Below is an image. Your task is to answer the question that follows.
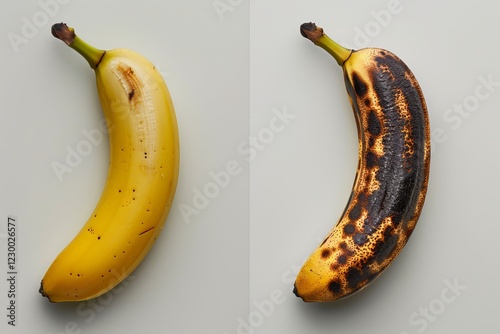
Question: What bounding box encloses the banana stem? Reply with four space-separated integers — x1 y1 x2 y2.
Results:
51 23 106 69
300 22 352 66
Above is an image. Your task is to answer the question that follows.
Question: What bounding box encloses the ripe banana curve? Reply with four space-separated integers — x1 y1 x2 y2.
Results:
40 23 180 302
294 23 430 302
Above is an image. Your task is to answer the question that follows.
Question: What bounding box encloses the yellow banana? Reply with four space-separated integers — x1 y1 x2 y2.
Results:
40 23 179 302
294 23 430 302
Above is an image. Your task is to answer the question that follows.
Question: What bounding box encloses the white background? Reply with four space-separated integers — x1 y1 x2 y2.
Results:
1 0 500 333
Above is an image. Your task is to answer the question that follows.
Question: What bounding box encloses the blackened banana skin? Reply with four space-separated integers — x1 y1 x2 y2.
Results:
340 50 430 291
295 23 430 302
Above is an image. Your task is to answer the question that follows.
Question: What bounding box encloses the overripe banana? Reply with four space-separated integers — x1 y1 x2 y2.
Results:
294 23 430 302
40 23 179 302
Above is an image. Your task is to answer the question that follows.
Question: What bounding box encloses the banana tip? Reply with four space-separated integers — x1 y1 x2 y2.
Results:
51 22 75 46
293 284 304 300
300 22 323 43
39 280 52 302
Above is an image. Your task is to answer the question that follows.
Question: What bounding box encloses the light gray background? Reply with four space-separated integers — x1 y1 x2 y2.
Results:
1 0 500 333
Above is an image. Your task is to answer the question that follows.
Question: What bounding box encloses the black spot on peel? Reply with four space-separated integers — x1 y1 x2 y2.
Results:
391 212 403 227
348 202 362 221
346 266 379 291
337 254 347 265
357 193 368 205
394 175 417 215
346 267 363 289
369 137 375 148
344 224 355 235
368 111 382 136
328 280 342 294
366 151 378 169
352 72 368 97
128 89 135 101
374 231 399 264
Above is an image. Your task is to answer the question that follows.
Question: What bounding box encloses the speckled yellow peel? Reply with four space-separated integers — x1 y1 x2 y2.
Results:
40 23 179 302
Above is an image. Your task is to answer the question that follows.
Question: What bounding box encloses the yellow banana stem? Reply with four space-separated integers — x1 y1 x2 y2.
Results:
300 22 352 66
51 23 106 69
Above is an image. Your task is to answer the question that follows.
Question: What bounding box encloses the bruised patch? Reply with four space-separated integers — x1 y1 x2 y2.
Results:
367 110 382 136
115 64 143 106
352 72 368 97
